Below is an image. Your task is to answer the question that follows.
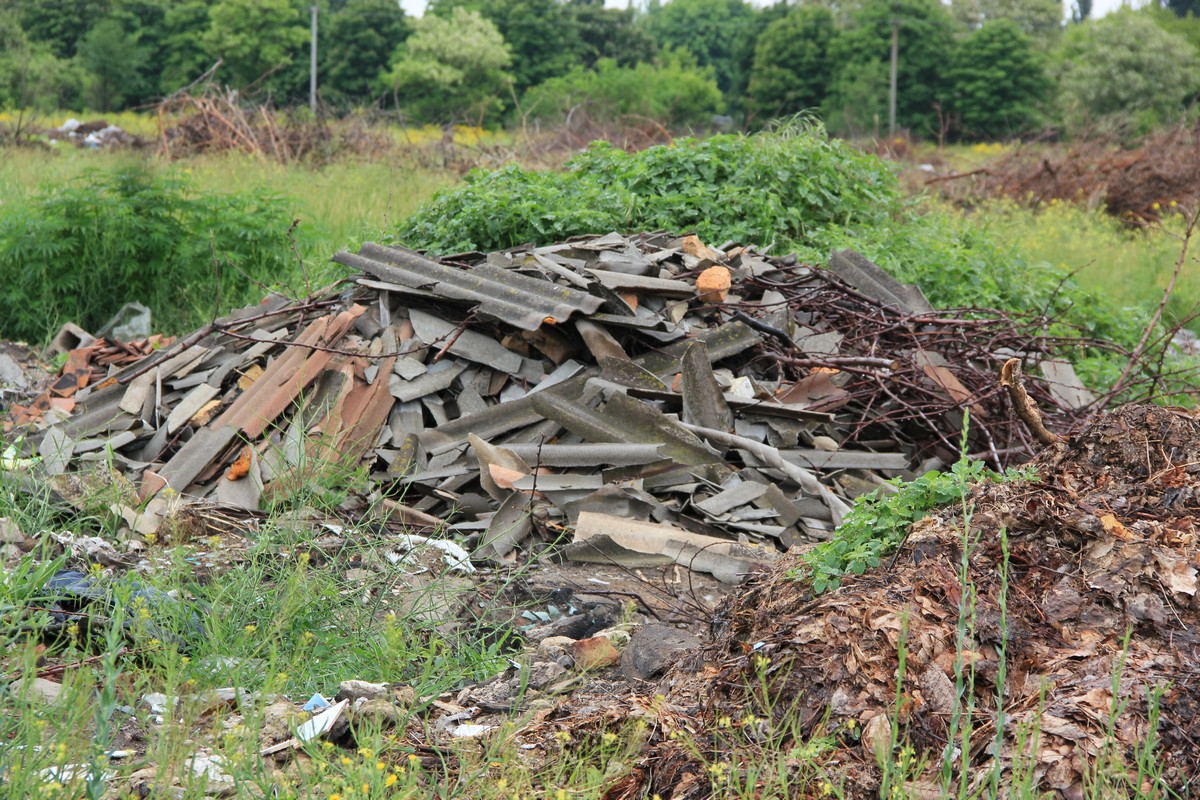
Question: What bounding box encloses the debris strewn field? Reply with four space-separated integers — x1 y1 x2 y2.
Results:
1 229 1197 798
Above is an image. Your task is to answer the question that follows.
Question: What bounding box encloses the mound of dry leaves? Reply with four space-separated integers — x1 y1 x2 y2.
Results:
601 403 1199 798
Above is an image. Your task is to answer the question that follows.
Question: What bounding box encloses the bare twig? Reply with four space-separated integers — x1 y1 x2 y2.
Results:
1104 198 1200 403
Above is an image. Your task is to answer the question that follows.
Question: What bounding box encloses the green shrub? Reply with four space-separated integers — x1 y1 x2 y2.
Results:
521 51 723 129
397 127 899 253
0 166 295 342
792 455 1033 594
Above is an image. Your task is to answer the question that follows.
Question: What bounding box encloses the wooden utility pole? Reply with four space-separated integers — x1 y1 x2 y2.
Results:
310 6 318 113
888 4 898 138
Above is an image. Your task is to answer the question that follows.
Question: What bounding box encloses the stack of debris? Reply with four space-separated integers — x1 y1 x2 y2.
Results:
17 233 1098 582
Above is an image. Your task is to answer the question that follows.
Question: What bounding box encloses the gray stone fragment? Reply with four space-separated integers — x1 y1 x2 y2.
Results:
620 624 700 681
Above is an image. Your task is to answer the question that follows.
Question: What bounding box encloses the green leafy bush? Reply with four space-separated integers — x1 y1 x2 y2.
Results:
793 457 1033 594
397 127 899 253
0 167 295 342
521 51 723 129
396 127 1105 323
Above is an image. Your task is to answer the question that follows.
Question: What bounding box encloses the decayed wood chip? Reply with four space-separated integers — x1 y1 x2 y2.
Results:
1000 358 1064 447
860 713 892 764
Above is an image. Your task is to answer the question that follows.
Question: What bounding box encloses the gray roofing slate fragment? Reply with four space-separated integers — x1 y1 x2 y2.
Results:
529 253 591 288
408 308 541 379
599 358 667 391
393 356 428 381
165 384 220 434
476 492 533 562
681 423 851 524
566 511 777 584
562 485 661 524
780 449 910 471
792 328 843 358
57 384 135 441
499 442 665 467
681 342 734 433
39 427 75 477
532 391 729 482
695 480 770 516
586 269 695 298
159 426 238 492
388 360 466 403
827 249 934 314
336 243 604 330
525 360 586 395
637 321 762 378
1040 358 1096 410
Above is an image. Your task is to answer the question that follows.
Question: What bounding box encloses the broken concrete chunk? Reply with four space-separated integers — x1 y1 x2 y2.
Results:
567 511 778 584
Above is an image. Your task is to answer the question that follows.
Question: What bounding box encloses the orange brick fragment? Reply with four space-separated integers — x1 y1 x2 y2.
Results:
696 266 732 304
225 445 253 481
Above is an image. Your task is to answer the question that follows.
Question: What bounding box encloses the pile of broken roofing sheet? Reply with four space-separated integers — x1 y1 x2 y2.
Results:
16 233 1097 583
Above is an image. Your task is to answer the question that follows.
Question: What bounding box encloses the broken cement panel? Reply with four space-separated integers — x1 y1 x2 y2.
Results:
336 243 603 330
567 511 778 584
681 342 733 433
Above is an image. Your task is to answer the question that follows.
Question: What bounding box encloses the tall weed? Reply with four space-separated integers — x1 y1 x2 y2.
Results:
396 128 898 254
0 166 296 342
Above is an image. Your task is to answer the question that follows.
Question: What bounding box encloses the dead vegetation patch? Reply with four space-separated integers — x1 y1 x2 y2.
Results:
599 404 1200 798
934 125 1200 224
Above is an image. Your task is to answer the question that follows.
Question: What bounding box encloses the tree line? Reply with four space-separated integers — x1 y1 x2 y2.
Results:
1 0 1199 141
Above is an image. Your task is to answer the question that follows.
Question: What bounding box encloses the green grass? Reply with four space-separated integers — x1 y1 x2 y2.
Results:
971 199 1200 333
0 148 458 278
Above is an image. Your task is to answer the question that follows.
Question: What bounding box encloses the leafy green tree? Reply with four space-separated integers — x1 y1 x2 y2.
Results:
1057 9 1200 133
950 0 1061 41
428 0 581 93
321 0 409 104
727 0 790 111
1145 4 1200 52
201 0 308 90
522 50 722 128
824 0 959 137
566 0 657 70
0 9 79 111
747 6 836 124
946 20 1047 139
640 0 754 96
1163 0 1200 18
159 0 214 94
13 0 111 59
109 0 169 105
76 13 150 110
385 7 512 125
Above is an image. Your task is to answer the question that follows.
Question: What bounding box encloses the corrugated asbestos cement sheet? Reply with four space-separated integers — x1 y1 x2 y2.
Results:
334 243 604 331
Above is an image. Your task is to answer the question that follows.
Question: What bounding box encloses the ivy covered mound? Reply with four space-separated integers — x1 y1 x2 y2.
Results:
606 405 1200 799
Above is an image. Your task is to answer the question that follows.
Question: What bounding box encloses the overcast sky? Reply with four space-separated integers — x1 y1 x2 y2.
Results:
395 0 1139 23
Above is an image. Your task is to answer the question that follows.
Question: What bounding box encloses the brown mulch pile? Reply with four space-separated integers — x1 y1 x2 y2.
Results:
935 125 1200 223
598 403 1199 798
